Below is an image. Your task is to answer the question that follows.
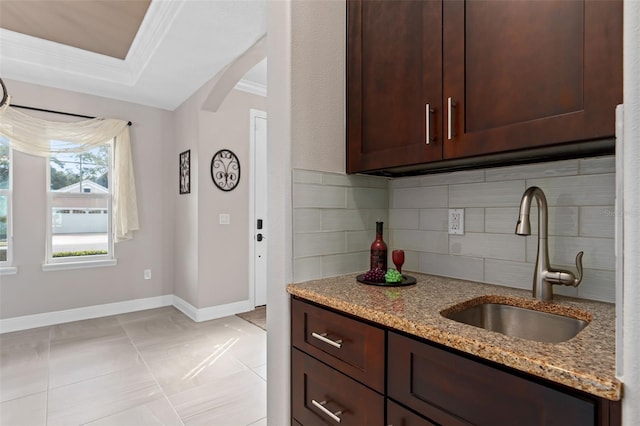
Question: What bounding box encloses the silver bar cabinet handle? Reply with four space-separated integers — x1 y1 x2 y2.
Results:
311 332 343 348
311 399 343 423
447 97 456 140
425 104 435 144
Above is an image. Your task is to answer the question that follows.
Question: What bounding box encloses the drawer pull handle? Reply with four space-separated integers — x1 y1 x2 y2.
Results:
425 103 435 144
311 332 343 348
447 96 457 140
311 399 343 423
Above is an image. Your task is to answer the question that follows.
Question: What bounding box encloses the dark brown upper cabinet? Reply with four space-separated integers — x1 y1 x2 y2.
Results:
347 0 444 173
346 0 622 175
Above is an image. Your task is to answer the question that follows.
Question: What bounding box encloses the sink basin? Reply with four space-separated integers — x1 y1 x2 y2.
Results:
441 302 589 343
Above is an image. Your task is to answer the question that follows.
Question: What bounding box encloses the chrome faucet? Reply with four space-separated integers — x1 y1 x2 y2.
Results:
515 186 583 301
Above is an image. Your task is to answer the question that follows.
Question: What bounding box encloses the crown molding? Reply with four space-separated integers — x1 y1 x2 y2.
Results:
235 79 267 97
0 28 134 82
0 1 184 85
126 0 186 82
234 79 267 97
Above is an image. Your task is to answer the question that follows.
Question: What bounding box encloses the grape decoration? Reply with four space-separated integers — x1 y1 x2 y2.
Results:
358 268 415 286
362 268 386 283
385 269 403 283
211 149 240 192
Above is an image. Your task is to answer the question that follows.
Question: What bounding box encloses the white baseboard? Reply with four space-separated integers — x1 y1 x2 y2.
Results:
0 295 255 333
0 295 174 334
172 296 254 322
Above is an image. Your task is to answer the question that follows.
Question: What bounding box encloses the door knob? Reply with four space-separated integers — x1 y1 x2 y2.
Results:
257 234 264 242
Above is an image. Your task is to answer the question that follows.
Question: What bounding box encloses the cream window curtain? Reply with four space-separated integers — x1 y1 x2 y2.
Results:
0 106 139 242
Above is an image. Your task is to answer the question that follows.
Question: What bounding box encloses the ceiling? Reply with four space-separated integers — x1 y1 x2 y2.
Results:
0 0 267 111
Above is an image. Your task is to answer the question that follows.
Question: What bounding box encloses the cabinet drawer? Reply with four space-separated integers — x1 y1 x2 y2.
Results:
387 400 437 426
291 297 385 392
388 332 596 426
292 348 384 426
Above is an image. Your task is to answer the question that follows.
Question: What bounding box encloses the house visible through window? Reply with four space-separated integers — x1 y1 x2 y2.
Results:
0 137 11 266
48 140 113 261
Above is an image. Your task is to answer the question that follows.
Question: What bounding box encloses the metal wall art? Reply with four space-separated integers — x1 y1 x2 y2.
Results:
0 78 9 109
179 149 191 194
211 149 240 192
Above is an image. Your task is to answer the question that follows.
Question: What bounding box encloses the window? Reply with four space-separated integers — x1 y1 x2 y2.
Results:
0 137 11 267
47 140 113 263
1 107 137 267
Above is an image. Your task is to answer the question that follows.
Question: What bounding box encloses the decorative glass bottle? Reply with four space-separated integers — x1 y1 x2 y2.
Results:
370 221 388 271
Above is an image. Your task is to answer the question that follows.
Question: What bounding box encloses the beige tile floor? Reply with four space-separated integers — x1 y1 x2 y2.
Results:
0 307 267 426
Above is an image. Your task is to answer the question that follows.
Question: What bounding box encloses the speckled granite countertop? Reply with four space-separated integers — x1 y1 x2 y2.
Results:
286 272 621 401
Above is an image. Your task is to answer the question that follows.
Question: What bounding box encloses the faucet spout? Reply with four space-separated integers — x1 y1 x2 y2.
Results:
515 213 531 235
516 186 546 236
515 186 583 301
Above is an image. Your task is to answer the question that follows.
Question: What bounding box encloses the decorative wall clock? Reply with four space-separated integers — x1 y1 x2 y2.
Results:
211 149 240 191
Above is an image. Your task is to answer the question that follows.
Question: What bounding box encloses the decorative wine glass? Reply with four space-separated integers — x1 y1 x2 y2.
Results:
392 249 405 274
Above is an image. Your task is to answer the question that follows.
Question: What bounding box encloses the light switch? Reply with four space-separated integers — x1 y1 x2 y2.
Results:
219 213 230 225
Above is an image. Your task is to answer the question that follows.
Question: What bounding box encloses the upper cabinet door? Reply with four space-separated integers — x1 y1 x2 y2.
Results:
347 0 443 173
442 0 622 159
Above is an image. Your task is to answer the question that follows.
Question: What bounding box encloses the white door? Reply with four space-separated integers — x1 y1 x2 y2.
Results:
250 109 268 307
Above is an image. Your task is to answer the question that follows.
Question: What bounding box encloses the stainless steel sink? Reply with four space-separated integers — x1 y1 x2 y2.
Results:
441 302 589 343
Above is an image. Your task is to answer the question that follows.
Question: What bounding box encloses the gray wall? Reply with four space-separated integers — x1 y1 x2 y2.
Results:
266 1 348 424
174 85 267 309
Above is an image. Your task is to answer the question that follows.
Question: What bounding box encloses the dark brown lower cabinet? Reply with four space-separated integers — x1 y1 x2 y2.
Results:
388 331 620 426
291 297 385 392
290 297 621 426
292 348 384 425
387 399 438 426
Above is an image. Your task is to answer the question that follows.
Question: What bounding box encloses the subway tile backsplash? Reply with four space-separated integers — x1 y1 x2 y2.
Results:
292 169 389 282
580 206 616 238
526 174 615 206
448 180 525 207
292 155 616 303
449 233 526 262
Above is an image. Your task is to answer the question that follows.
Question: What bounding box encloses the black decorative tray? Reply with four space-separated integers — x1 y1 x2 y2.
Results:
356 274 417 287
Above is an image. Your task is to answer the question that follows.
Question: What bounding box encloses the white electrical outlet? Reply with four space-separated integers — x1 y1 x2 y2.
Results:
219 213 230 225
144 269 151 280
448 209 464 235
